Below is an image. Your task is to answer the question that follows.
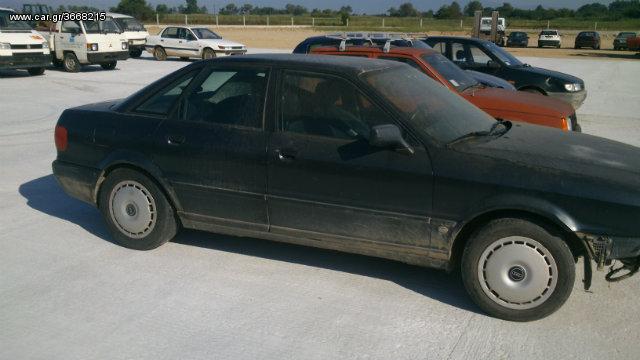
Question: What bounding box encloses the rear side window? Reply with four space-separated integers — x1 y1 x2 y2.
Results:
183 68 269 128
279 71 389 140
134 70 198 115
162 27 178 38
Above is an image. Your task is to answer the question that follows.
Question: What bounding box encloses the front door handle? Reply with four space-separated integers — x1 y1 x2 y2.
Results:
167 134 185 145
275 149 296 162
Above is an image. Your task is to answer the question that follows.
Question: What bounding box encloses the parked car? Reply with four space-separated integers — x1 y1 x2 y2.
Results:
627 34 640 51
311 45 577 131
294 35 515 90
422 36 587 109
537 30 562 48
0 7 50 75
506 31 529 47
52 54 640 322
109 12 148 58
575 31 601 50
613 32 636 50
42 16 129 72
145 26 246 61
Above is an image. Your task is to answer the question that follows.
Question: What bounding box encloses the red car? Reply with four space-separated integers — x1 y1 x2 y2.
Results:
312 45 579 131
627 35 640 51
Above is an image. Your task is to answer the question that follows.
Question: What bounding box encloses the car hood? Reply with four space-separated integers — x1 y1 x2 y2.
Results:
199 38 245 47
510 65 583 85
466 70 515 90
458 124 640 188
463 87 574 117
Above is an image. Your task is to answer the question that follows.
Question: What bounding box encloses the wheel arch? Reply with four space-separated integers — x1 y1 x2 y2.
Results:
447 205 588 272
93 153 182 213
517 85 547 95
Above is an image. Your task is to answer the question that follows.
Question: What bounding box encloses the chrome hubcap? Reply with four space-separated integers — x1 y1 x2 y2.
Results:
109 181 156 238
478 236 557 310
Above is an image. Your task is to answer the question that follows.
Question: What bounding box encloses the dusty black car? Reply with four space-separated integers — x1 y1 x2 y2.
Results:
53 54 640 322
423 36 587 109
575 31 601 50
506 31 529 47
613 32 636 50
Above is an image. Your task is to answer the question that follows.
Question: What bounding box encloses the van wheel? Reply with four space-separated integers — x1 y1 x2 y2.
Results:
27 67 45 76
154 46 167 61
63 53 80 72
130 48 143 58
99 168 178 250
203 48 216 59
180 57 190 61
100 61 117 70
461 218 575 322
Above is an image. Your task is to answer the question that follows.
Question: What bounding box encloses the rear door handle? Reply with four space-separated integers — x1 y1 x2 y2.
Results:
275 149 296 162
167 134 185 145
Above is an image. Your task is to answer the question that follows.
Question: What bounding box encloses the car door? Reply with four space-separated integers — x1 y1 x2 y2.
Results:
267 69 434 248
183 29 201 58
144 65 272 231
160 27 179 56
57 20 84 59
175 28 195 57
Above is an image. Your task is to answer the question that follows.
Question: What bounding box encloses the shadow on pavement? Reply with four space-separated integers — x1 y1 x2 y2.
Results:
569 52 640 60
20 174 483 316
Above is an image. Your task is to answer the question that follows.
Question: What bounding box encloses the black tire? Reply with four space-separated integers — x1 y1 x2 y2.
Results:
98 168 178 250
130 48 143 58
202 48 216 60
63 52 80 73
154 46 167 61
100 61 117 70
27 67 45 76
180 57 190 61
461 218 575 322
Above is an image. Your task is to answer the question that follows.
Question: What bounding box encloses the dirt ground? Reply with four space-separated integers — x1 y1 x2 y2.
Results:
145 25 640 60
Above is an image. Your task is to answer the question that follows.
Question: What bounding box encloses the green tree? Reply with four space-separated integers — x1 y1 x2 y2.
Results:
464 1 483 17
112 0 153 20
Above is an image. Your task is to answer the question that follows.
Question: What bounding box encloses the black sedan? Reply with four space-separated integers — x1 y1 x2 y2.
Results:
507 31 529 47
575 31 601 50
422 36 587 109
53 54 640 322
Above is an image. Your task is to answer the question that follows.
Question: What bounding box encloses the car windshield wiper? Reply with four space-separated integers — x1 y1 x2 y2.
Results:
447 121 510 146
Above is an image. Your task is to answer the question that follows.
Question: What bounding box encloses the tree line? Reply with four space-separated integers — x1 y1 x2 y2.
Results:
82 0 640 21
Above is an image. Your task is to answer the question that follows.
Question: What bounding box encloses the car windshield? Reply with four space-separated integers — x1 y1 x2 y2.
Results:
540 31 557 36
192 28 221 39
0 10 32 31
579 32 596 37
114 17 145 31
84 18 121 34
361 66 495 144
483 42 523 66
510 32 526 38
421 53 478 91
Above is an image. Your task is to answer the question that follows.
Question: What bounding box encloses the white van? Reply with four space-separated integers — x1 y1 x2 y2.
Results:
0 7 50 75
108 12 148 58
480 17 506 35
45 16 129 72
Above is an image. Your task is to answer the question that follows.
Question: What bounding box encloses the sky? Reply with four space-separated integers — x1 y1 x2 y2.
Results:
1 0 621 14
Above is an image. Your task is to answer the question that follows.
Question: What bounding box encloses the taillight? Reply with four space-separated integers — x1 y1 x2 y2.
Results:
55 125 68 151
560 117 570 132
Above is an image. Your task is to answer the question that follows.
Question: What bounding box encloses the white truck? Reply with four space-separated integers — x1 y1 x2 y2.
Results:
108 12 148 58
0 7 50 75
145 26 246 61
480 17 506 46
44 16 129 72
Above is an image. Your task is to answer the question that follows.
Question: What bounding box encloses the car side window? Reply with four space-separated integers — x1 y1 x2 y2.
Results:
162 27 178 38
279 71 389 140
468 44 492 66
134 70 198 116
183 68 268 128
378 56 423 71
61 20 81 34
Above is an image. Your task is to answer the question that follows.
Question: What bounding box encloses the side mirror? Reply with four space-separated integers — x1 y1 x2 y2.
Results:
487 60 500 69
369 124 414 155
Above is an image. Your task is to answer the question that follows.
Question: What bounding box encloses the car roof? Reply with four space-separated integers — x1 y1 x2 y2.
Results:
207 53 404 75
313 45 438 57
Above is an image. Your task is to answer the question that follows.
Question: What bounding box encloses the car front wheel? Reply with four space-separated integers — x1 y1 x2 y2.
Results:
100 61 117 70
99 168 178 250
461 218 575 322
203 48 216 59
154 46 167 61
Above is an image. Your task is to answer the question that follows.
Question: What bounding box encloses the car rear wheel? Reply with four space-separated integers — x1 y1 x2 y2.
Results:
99 168 178 250
63 52 80 72
203 48 216 60
461 218 575 322
27 67 45 76
154 46 167 61
100 61 117 70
